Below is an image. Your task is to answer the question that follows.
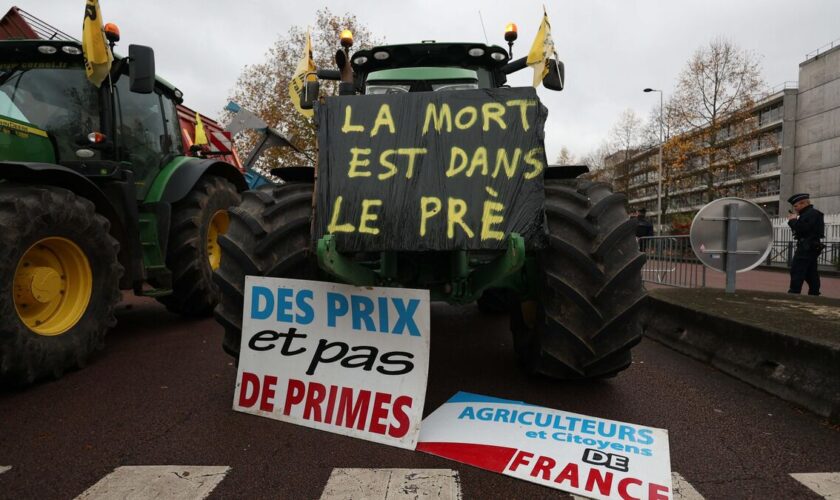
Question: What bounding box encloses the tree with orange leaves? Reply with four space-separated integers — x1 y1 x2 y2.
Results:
225 8 381 171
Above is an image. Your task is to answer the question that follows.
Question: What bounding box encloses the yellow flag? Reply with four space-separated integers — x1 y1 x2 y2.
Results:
289 30 317 118
194 112 208 146
81 0 113 87
526 10 556 88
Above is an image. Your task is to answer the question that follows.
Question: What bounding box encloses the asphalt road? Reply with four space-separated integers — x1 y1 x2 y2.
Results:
1 295 838 499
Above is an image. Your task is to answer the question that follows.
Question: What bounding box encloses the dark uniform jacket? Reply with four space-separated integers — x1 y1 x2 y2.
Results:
788 205 825 254
636 216 654 238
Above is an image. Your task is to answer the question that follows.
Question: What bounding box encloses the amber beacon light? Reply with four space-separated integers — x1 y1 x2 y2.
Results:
504 23 518 57
340 29 354 48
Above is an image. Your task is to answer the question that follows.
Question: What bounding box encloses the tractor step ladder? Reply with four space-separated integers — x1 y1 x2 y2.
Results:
138 213 173 297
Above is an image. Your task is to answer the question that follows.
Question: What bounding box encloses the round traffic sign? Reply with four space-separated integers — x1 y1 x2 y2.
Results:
689 197 773 273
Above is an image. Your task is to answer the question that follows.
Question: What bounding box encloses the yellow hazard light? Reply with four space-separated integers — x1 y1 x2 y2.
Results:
504 23 518 42
340 29 353 48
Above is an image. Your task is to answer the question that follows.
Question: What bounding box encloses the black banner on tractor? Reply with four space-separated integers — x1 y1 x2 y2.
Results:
315 87 547 251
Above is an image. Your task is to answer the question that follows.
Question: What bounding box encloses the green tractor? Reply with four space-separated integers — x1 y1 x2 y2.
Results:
0 35 245 384
215 36 646 380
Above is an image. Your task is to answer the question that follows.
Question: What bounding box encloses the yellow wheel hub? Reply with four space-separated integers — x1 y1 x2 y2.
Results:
207 210 230 271
13 237 93 336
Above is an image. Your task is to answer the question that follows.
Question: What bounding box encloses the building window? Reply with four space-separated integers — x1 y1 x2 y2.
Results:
757 155 779 173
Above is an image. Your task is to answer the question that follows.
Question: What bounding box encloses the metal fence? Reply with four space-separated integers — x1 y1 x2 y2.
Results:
767 241 840 269
640 236 839 289
639 236 706 288
639 213 840 288
769 214 840 270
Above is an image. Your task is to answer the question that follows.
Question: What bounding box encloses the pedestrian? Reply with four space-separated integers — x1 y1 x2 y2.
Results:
635 208 654 251
786 193 825 296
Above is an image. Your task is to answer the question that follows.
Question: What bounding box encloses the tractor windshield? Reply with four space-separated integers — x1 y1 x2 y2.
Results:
0 64 101 161
364 67 485 94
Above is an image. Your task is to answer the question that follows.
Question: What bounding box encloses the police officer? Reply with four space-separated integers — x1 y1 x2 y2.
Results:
786 193 825 296
635 208 654 251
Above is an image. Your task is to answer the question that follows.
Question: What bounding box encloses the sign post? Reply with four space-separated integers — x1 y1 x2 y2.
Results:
724 203 739 293
690 197 773 293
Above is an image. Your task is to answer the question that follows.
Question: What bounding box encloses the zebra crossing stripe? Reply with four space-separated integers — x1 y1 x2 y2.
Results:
571 472 704 500
74 466 230 500
790 473 840 498
0 466 11 475
671 472 705 499
320 468 462 500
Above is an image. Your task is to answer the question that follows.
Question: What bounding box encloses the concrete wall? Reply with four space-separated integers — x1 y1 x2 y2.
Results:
794 44 840 214
779 90 799 206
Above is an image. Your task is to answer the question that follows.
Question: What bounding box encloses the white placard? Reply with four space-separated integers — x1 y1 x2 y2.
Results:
418 392 672 499
234 277 430 450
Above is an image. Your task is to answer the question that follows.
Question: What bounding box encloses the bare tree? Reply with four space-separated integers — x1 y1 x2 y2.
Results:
610 109 644 162
225 8 381 169
580 141 617 185
554 146 575 165
670 37 765 202
641 99 681 147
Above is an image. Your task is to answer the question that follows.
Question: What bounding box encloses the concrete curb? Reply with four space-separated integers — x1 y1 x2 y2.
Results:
641 295 840 423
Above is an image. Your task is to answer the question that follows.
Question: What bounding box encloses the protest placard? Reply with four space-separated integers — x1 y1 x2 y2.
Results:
315 87 547 251
418 392 672 499
234 277 430 450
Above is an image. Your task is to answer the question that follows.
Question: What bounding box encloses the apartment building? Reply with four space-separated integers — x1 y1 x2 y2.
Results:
607 40 840 229
616 87 795 225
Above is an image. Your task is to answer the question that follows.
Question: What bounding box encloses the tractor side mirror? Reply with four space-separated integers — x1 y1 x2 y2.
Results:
128 44 155 94
301 79 320 110
543 59 564 91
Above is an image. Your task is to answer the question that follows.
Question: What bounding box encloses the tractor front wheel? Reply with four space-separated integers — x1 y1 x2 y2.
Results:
158 176 240 317
0 185 122 385
510 179 647 379
213 182 318 358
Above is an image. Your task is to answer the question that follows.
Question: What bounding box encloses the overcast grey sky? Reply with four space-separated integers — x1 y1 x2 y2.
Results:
11 0 840 160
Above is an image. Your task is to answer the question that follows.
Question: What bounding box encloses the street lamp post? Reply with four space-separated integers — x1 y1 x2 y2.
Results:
644 88 664 236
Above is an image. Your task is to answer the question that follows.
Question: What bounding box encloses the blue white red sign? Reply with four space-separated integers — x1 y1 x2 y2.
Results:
234 277 431 450
418 392 672 499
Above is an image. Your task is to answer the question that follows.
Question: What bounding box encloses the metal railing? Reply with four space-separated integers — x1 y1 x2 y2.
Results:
806 38 840 59
766 241 840 269
639 235 706 288
15 8 77 42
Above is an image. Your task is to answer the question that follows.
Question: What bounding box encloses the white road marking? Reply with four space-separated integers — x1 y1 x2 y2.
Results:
320 468 461 500
671 472 705 499
0 465 11 475
74 466 230 500
791 473 840 499
571 472 704 500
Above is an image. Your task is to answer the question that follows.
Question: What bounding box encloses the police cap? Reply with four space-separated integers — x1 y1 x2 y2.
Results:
787 193 809 204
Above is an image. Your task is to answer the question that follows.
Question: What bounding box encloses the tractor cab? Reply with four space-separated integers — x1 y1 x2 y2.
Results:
350 42 513 91
0 38 183 198
300 39 563 109
0 40 104 164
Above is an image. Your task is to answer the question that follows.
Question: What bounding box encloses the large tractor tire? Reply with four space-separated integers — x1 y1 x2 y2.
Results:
0 185 122 385
158 176 241 317
213 182 318 357
510 179 647 380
